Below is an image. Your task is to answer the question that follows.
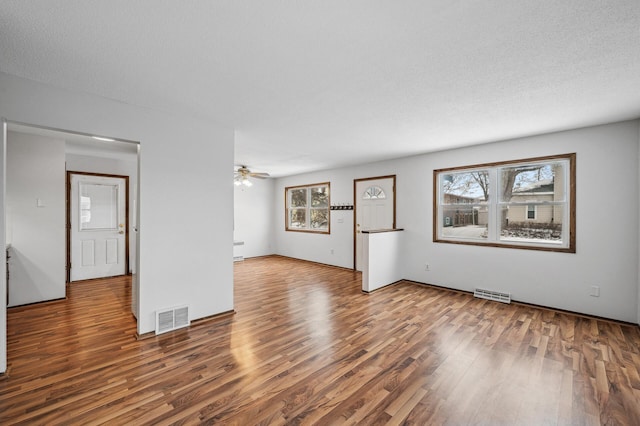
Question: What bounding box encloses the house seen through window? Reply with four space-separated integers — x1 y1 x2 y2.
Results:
434 153 575 252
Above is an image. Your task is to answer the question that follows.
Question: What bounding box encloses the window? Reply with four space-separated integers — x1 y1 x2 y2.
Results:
79 183 119 231
434 153 575 252
526 205 536 220
286 182 330 233
363 185 386 200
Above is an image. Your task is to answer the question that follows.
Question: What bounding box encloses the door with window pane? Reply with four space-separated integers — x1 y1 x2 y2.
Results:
70 174 127 281
354 177 395 271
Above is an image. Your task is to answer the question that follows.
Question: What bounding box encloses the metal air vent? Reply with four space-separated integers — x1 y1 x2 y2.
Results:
155 305 190 334
474 288 511 304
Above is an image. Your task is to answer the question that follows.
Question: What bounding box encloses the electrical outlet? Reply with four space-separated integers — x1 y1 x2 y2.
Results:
590 286 600 297
330 248 334 255
425 263 430 271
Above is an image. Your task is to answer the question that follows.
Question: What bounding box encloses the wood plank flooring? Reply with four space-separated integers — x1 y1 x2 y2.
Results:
1 255 640 425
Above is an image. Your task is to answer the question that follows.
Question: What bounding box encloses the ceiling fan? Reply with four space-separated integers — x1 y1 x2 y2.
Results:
234 165 270 187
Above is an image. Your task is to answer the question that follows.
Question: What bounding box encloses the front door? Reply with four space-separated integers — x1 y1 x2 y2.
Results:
69 173 127 281
354 176 395 271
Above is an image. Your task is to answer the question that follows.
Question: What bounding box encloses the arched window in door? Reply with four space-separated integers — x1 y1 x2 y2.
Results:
362 185 386 200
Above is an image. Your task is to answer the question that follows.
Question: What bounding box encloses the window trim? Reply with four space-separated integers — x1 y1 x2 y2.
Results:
285 182 331 234
433 153 576 253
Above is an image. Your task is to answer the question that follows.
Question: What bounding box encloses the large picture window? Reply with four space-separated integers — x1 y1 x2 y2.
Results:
434 154 575 252
285 182 330 233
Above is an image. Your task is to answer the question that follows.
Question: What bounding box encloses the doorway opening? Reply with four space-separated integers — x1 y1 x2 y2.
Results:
3 120 140 320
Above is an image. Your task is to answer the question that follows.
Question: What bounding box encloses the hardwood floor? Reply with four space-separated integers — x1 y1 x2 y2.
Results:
1 255 640 425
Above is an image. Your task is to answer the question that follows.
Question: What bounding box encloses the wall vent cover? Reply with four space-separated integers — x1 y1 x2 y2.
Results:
474 288 511 304
155 305 190 335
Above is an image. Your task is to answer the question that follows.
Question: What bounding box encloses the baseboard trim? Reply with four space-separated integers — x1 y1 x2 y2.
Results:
402 279 639 327
7 297 66 310
0 364 11 379
262 254 357 273
190 309 236 327
362 279 404 294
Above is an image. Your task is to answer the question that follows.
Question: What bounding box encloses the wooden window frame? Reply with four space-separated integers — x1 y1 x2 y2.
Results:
285 182 331 234
433 153 576 253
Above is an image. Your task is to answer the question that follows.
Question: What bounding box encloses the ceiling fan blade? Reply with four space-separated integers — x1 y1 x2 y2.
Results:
249 172 270 178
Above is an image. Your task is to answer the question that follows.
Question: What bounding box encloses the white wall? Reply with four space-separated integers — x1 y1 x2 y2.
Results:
276 168 367 268
362 231 403 292
6 131 66 306
276 120 640 323
0 72 235 373
66 153 138 273
234 177 275 258
402 121 639 323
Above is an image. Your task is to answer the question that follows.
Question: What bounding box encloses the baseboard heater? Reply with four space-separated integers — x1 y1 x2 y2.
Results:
156 305 190 335
474 288 511 304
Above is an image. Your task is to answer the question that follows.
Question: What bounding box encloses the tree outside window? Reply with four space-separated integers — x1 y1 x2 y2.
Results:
286 183 330 233
434 154 575 252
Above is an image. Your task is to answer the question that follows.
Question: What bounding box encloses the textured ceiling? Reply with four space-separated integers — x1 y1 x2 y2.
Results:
1 1 639 176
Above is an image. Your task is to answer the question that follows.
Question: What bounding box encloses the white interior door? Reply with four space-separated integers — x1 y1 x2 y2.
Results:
355 177 395 271
70 174 126 281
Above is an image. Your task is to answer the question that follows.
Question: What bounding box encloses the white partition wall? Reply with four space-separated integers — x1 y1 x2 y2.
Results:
362 230 404 293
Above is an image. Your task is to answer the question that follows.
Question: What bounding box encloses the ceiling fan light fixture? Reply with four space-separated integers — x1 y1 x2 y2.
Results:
234 165 267 187
233 176 253 187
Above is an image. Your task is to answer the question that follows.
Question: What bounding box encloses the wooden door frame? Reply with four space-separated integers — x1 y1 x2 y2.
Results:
352 175 396 270
66 171 130 283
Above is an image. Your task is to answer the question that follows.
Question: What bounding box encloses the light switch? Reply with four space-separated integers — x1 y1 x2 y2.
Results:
36 198 45 207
